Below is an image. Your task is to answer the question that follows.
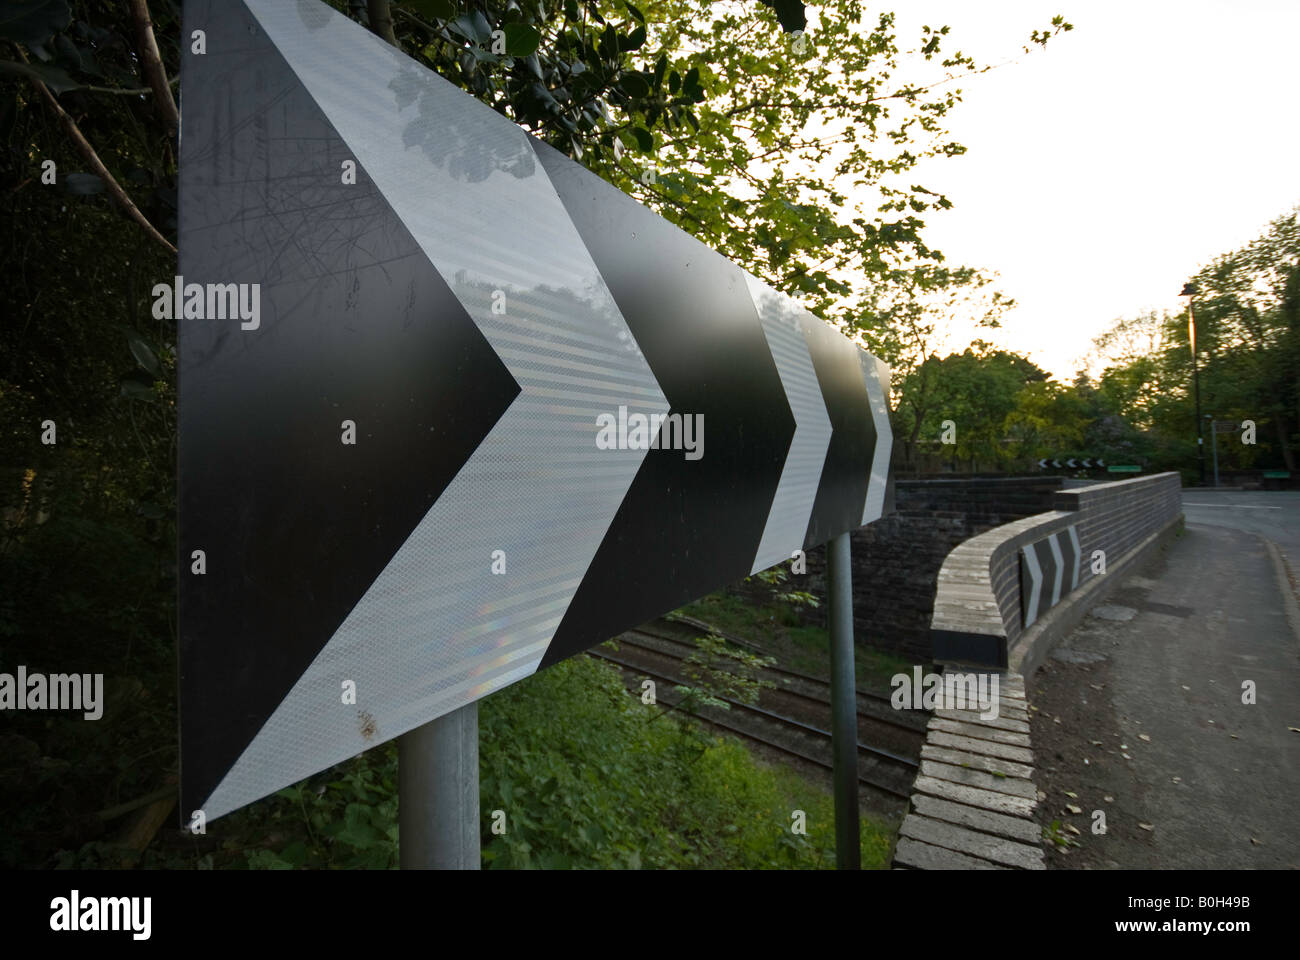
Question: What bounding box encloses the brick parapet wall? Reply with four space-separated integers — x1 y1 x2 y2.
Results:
930 473 1183 666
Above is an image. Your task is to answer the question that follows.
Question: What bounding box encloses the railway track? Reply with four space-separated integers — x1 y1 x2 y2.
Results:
625 625 928 735
587 624 928 802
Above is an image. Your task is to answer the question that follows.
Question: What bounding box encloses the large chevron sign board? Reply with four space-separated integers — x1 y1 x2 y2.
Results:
1019 526 1082 629
178 0 894 822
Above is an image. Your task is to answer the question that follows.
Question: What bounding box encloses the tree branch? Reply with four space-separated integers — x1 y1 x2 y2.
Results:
81 77 179 96
18 49 176 255
367 0 400 48
128 0 179 135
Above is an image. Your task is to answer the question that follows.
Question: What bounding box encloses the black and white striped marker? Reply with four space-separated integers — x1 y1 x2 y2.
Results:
1020 526 1082 628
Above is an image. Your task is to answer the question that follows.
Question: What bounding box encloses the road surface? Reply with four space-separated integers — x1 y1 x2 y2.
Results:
1180 489 1300 564
1029 490 1300 868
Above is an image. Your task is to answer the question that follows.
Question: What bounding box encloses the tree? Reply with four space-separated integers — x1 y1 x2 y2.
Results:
1082 205 1300 478
1184 207 1300 470
1003 379 1089 463
898 343 1047 472
360 0 1070 340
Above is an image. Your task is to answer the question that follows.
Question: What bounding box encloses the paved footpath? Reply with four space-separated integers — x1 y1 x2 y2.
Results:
1036 517 1300 868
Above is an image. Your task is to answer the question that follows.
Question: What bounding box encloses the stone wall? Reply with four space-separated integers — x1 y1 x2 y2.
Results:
796 477 1065 662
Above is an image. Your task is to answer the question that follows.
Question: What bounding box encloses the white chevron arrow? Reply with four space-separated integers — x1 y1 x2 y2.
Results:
860 352 893 526
205 0 669 819
1022 544 1043 628
1047 533 1065 605
1066 458 1078 468
1066 525 1081 591
745 277 833 573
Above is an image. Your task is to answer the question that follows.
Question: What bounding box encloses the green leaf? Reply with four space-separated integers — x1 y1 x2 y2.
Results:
502 23 540 57
126 332 161 376
620 70 650 98
599 24 617 58
632 126 653 152
0 0 71 59
451 11 491 44
621 25 646 52
682 66 702 98
0 58 79 93
530 81 557 106
762 0 806 34
623 1 645 23
120 377 156 402
246 849 294 870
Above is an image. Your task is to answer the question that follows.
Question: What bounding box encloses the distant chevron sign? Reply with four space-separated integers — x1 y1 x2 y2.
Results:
1019 526 1082 629
1038 457 1105 469
178 0 894 822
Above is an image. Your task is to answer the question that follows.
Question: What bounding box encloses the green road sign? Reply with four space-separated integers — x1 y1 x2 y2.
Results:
1107 465 1142 473
1262 470 1291 479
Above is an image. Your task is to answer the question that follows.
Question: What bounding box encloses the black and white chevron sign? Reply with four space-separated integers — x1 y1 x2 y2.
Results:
1019 526 1082 629
177 0 893 822
1038 457 1106 469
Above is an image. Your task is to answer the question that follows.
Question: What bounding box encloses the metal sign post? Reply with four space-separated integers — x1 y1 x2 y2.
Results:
398 703 479 870
826 531 860 869
1211 421 1220 488
1211 420 1238 488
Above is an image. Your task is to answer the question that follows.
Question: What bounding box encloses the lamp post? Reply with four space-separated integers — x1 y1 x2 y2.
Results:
1181 282 1205 485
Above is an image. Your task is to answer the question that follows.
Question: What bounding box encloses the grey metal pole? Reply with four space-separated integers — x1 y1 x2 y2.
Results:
1189 299 1206 486
826 531 860 869
1211 422 1220 487
399 701 480 869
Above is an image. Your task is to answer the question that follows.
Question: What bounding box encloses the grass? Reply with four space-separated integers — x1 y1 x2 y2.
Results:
677 591 915 689
476 655 897 869
76 654 897 870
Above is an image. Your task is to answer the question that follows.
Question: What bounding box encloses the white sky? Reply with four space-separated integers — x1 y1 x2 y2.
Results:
886 0 1300 380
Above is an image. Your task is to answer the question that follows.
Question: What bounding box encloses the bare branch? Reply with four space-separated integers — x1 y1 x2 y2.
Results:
83 78 178 95
19 49 176 255
128 0 178 135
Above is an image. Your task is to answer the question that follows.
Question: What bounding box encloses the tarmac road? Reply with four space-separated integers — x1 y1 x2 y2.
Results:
1180 489 1300 564
1030 490 1300 868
